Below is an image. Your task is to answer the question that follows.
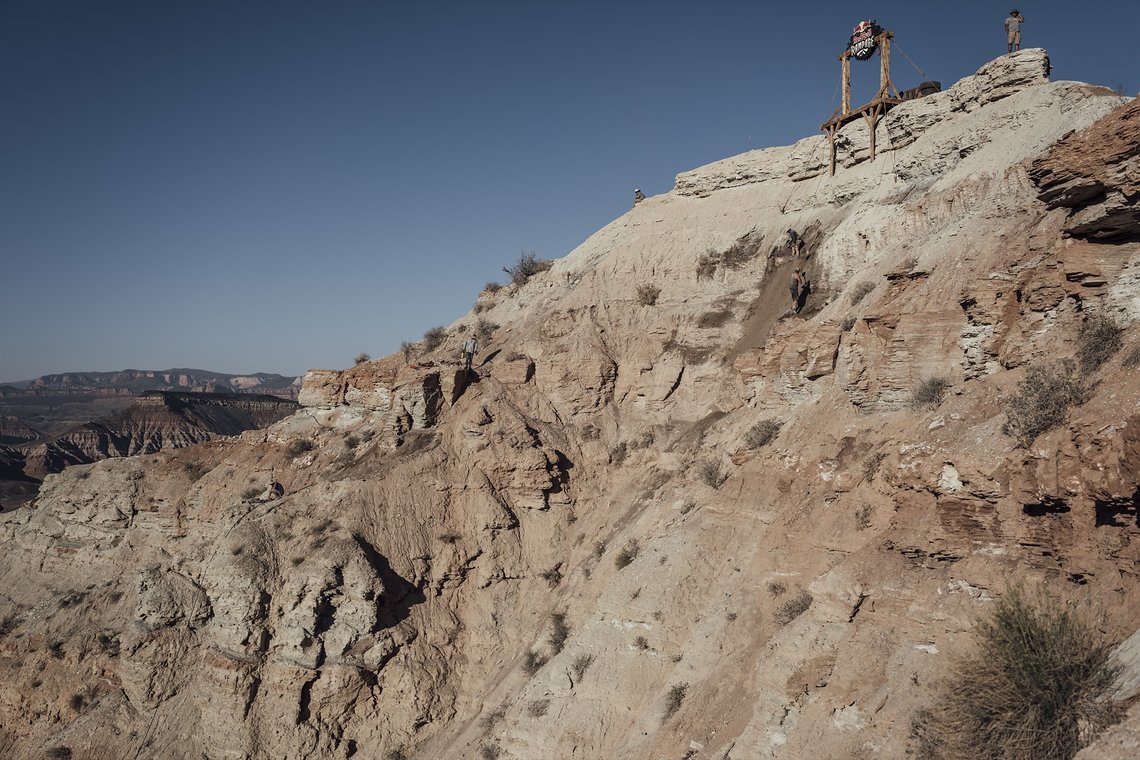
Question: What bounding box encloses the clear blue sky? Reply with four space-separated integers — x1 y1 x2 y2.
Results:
1 0 1136 381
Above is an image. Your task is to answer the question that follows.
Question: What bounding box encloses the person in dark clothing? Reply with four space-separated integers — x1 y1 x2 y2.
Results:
634 188 646 206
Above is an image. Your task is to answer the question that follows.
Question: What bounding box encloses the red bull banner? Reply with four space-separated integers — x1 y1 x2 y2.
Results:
848 20 882 60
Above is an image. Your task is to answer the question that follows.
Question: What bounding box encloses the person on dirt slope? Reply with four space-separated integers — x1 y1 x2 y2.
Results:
462 333 479 374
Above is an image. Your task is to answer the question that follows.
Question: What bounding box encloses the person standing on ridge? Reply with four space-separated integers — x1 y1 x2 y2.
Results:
462 333 479 374
634 188 646 206
1005 9 1024 53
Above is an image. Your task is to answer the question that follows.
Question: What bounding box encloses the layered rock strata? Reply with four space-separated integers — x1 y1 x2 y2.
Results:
1 50 1139 760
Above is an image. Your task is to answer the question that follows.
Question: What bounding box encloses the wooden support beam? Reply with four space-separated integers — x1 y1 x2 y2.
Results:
827 127 837 176
879 35 891 97
841 54 851 115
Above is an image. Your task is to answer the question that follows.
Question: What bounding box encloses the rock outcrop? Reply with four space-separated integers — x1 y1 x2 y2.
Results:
0 415 41 445
2 51 1139 760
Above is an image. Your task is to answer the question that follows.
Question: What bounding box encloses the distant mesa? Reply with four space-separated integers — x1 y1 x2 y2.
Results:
16 390 299 481
5 367 302 399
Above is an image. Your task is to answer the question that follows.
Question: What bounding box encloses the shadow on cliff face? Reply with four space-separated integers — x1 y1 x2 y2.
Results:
352 533 425 628
1094 489 1140 528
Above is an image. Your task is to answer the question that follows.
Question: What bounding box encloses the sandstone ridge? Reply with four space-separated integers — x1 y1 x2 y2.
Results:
2 51 1139 760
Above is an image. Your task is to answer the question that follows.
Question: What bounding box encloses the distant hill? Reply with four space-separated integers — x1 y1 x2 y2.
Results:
0 367 302 437
14 368 300 397
17 390 299 480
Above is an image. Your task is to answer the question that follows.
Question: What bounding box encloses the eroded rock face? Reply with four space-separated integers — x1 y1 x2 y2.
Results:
3 53 1140 760
1030 95 1140 240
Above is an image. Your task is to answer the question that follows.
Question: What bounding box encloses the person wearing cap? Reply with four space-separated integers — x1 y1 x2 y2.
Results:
633 188 646 206
462 332 479 374
1005 9 1024 53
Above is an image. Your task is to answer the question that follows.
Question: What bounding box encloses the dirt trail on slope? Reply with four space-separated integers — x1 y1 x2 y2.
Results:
728 255 827 363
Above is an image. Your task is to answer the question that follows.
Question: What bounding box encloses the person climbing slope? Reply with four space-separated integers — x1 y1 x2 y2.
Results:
462 333 479 374
790 269 803 312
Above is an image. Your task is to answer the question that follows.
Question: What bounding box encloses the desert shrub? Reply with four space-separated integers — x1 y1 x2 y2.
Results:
422 326 447 352
593 541 606 558
571 653 594 680
69 691 90 711
775 590 813 626
911 376 950 409
502 251 553 286
909 586 1123 760
528 699 550 717
610 441 628 465
400 341 416 362
680 499 697 515
59 591 86 609
615 539 640 569
630 431 655 449
841 315 857 332
46 748 72 760
183 461 209 482
522 650 548 675
353 352 370 365
721 231 763 269
744 419 781 449
472 302 488 314
549 612 570 654
698 459 727 489
480 744 502 760
344 435 360 450
862 451 886 480
580 425 600 441
663 683 688 719
240 486 261 501
1122 345 1140 369
850 281 876 306
1003 361 1090 447
475 317 499 343
636 283 661 306
697 309 733 328
1077 314 1123 372
855 504 873 530
483 281 502 294
286 438 314 458
540 564 562 588
479 705 506 733
384 749 408 760
634 635 649 650
438 532 461 544
695 250 719 280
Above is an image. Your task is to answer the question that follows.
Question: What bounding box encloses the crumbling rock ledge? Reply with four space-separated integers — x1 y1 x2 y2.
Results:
1030 96 1140 240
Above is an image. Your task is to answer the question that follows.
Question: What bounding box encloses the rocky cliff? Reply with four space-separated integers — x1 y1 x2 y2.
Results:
17 392 300 480
0 416 41 446
1 50 1138 760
